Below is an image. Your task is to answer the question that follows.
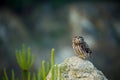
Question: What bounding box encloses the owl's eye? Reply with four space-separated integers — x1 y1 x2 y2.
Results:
79 38 84 43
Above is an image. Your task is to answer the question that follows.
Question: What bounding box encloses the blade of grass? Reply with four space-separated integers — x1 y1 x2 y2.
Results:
27 71 31 80
51 66 54 80
27 47 31 68
56 64 58 80
11 69 15 80
42 60 46 80
19 51 23 69
22 44 27 69
16 50 20 67
46 62 50 74
37 68 41 80
3 68 8 80
32 73 36 80
29 55 34 69
51 48 55 67
51 48 55 80
59 65 62 80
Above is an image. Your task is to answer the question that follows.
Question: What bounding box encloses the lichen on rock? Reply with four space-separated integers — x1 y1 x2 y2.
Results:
47 56 108 80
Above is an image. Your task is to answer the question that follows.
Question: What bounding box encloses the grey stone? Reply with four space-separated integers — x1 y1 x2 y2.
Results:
47 56 108 80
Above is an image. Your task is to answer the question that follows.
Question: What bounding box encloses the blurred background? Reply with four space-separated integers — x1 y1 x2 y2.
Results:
0 0 120 80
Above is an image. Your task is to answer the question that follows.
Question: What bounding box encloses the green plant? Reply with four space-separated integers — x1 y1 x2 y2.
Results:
51 49 55 80
32 73 36 80
16 44 34 70
2 45 62 80
11 69 15 80
3 68 8 80
42 61 46 80
16 44 34 80
3 68 15 80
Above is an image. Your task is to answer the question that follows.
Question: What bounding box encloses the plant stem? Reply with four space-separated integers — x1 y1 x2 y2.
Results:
12 69 15 80
22 70 29 80
51 48 55 80
3 68 8 80
42 60 46 80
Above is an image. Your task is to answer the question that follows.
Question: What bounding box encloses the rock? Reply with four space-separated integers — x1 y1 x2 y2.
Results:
47 56 108 80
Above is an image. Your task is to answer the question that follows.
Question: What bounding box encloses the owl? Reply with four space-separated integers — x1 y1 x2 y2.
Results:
72 36 92 59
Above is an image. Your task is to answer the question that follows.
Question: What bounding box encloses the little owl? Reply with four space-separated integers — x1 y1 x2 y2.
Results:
72 36 92 59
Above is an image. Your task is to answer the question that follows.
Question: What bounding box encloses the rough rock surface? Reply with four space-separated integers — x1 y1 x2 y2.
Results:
47 56 108 80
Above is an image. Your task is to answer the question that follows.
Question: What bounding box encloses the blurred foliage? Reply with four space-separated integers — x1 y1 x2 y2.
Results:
2 45 62 80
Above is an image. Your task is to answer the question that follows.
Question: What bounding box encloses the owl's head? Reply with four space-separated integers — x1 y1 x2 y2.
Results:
73 36 84 44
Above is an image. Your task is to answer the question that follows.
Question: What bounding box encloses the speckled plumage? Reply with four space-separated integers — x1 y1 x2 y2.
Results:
72 36 92 59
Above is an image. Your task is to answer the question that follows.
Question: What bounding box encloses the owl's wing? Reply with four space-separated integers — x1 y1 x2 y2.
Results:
77 45 87 59
80 42 92 54
73 43 85 58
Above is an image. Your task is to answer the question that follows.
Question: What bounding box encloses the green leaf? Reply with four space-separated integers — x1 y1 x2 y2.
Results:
16 50 21 68
37 68 41 80
42 60 46 80
51 48 55 80
51 66 54 80
55 64 58 80
11 69 15 80
29 54 34 69
32 73 36 80
22 44 26 69
27 47 31 68
3 68 8 80
51 48 55 67
27 71 31 80
59 65 62 80
16 44 34 71
46 62 50 74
